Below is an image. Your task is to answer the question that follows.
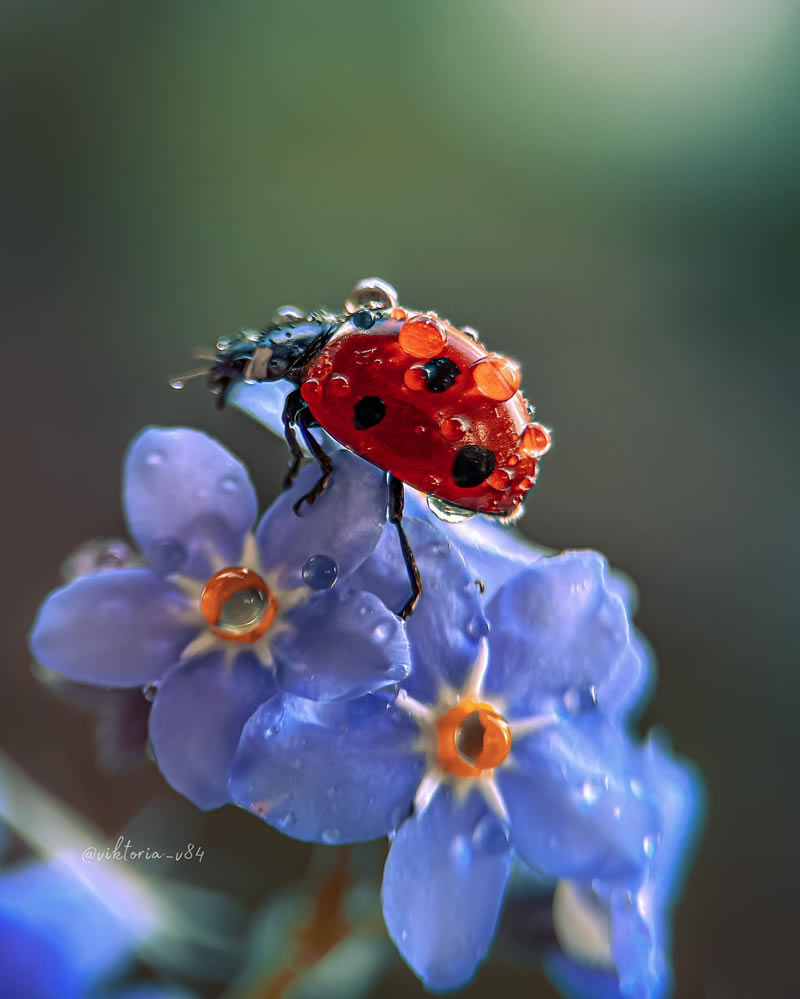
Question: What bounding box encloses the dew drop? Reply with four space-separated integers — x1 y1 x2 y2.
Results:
471 354 521 401
400 929 409 942
303 377 322 400
461 325 480 341
280 811 297 828
440 416 469 441
372 621 394 643
321 827 340 844
328 373 351 397
449 834 472 867
519 423 552 458
472 814 511 855
144 449 166 468
562 685 598 716
218 587 266 630
219 474 239 493
142 682 159 702
386 662 410 682
507 454 520 466
466 614 489 638
169 378 184 390
487 468 512 491
391 307 408 320
643 835 657 859
581 781 600 805
147 537 187 575
422 474 441 491
398 315 447 358
629 778 645 798
302 554 339 590
517 476 535 493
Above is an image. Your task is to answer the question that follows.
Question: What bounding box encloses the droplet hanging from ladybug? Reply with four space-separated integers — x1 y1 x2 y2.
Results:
187 278 551 619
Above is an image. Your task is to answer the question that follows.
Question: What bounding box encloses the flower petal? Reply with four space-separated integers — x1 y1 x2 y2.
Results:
124 427 257 578
228 379 294 438
405 486 550 596
382 786 511 990
349 518 487 704
256 450 387 588
149 651 277 810
229 695 423 843
499 717 658 881
272 588 409 701
30 569 196 686
484 552 643 718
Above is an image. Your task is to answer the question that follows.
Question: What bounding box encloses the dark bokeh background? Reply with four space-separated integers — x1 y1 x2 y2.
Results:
2 2 798 997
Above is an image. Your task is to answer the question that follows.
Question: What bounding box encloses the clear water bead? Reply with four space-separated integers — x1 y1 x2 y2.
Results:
218 587 266 630
301 553 339 590
472 814 511 855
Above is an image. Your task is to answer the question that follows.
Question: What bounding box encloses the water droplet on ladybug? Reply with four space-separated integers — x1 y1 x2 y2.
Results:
487 468 512 491
519 423 552 458
413 424 429 436
507 454 520 466
422 474 441 491
391 307 407 320
403 365 428 391
471 353 521 401
301 554 339 590
328 373 350 397
351 309 375 330
398 315 447 358
518 476 534 493
440 416 469 441
303 377 322 399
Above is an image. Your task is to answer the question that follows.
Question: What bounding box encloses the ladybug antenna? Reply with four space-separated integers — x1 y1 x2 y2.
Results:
169 365 213 391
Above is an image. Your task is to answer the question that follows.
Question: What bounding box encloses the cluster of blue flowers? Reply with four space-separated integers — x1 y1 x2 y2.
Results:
29 386 702 997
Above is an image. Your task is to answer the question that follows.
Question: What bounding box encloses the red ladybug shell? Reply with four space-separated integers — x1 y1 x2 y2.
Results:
300 311 550 516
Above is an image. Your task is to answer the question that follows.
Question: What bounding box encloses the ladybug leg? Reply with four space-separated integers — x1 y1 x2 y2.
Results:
281 388 306 489
292 407 334 515
388 474 422 620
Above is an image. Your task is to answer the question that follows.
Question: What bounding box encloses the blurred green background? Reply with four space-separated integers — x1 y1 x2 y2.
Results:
2 1 798 996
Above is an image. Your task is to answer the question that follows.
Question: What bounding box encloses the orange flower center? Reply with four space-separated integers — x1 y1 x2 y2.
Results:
436 699 512 777
200 567 277 643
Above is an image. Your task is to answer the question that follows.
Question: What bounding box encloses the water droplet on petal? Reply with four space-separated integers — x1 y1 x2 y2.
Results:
643 835 657 859
517 476 535 493
169 379 184 390
398 315 447 358
386 662 410 682
581 781 600 805
219 474 240 493
472 814 511 855
144 449 166 468
466 614 489 638
372 621 393 643
562 685 598 716
449 834 472 867
147 537 187 575
142 682 159 702
321 827 340 844
302 554 339 590
278 811 297 828
400 929 409 942
630 778 645 798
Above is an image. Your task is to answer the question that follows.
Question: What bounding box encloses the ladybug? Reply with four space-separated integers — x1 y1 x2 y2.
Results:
203 278 551 618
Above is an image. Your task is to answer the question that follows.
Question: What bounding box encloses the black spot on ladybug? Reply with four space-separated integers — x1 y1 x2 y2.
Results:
353 396 386 430
352 309 376 330
452 445 496 488
422 357 460 393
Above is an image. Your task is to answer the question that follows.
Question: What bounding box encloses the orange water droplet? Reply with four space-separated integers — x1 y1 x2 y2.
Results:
397 315 447 358
200 567 276 643
422 474 441 491
471 353 521 401
487 468 512 490
403 364 428 391
437 699 512 777
440 416 469 441
519 423 551 458
328 373 351 397
507 454 519 466
391 307 408 320
518 476 534 493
